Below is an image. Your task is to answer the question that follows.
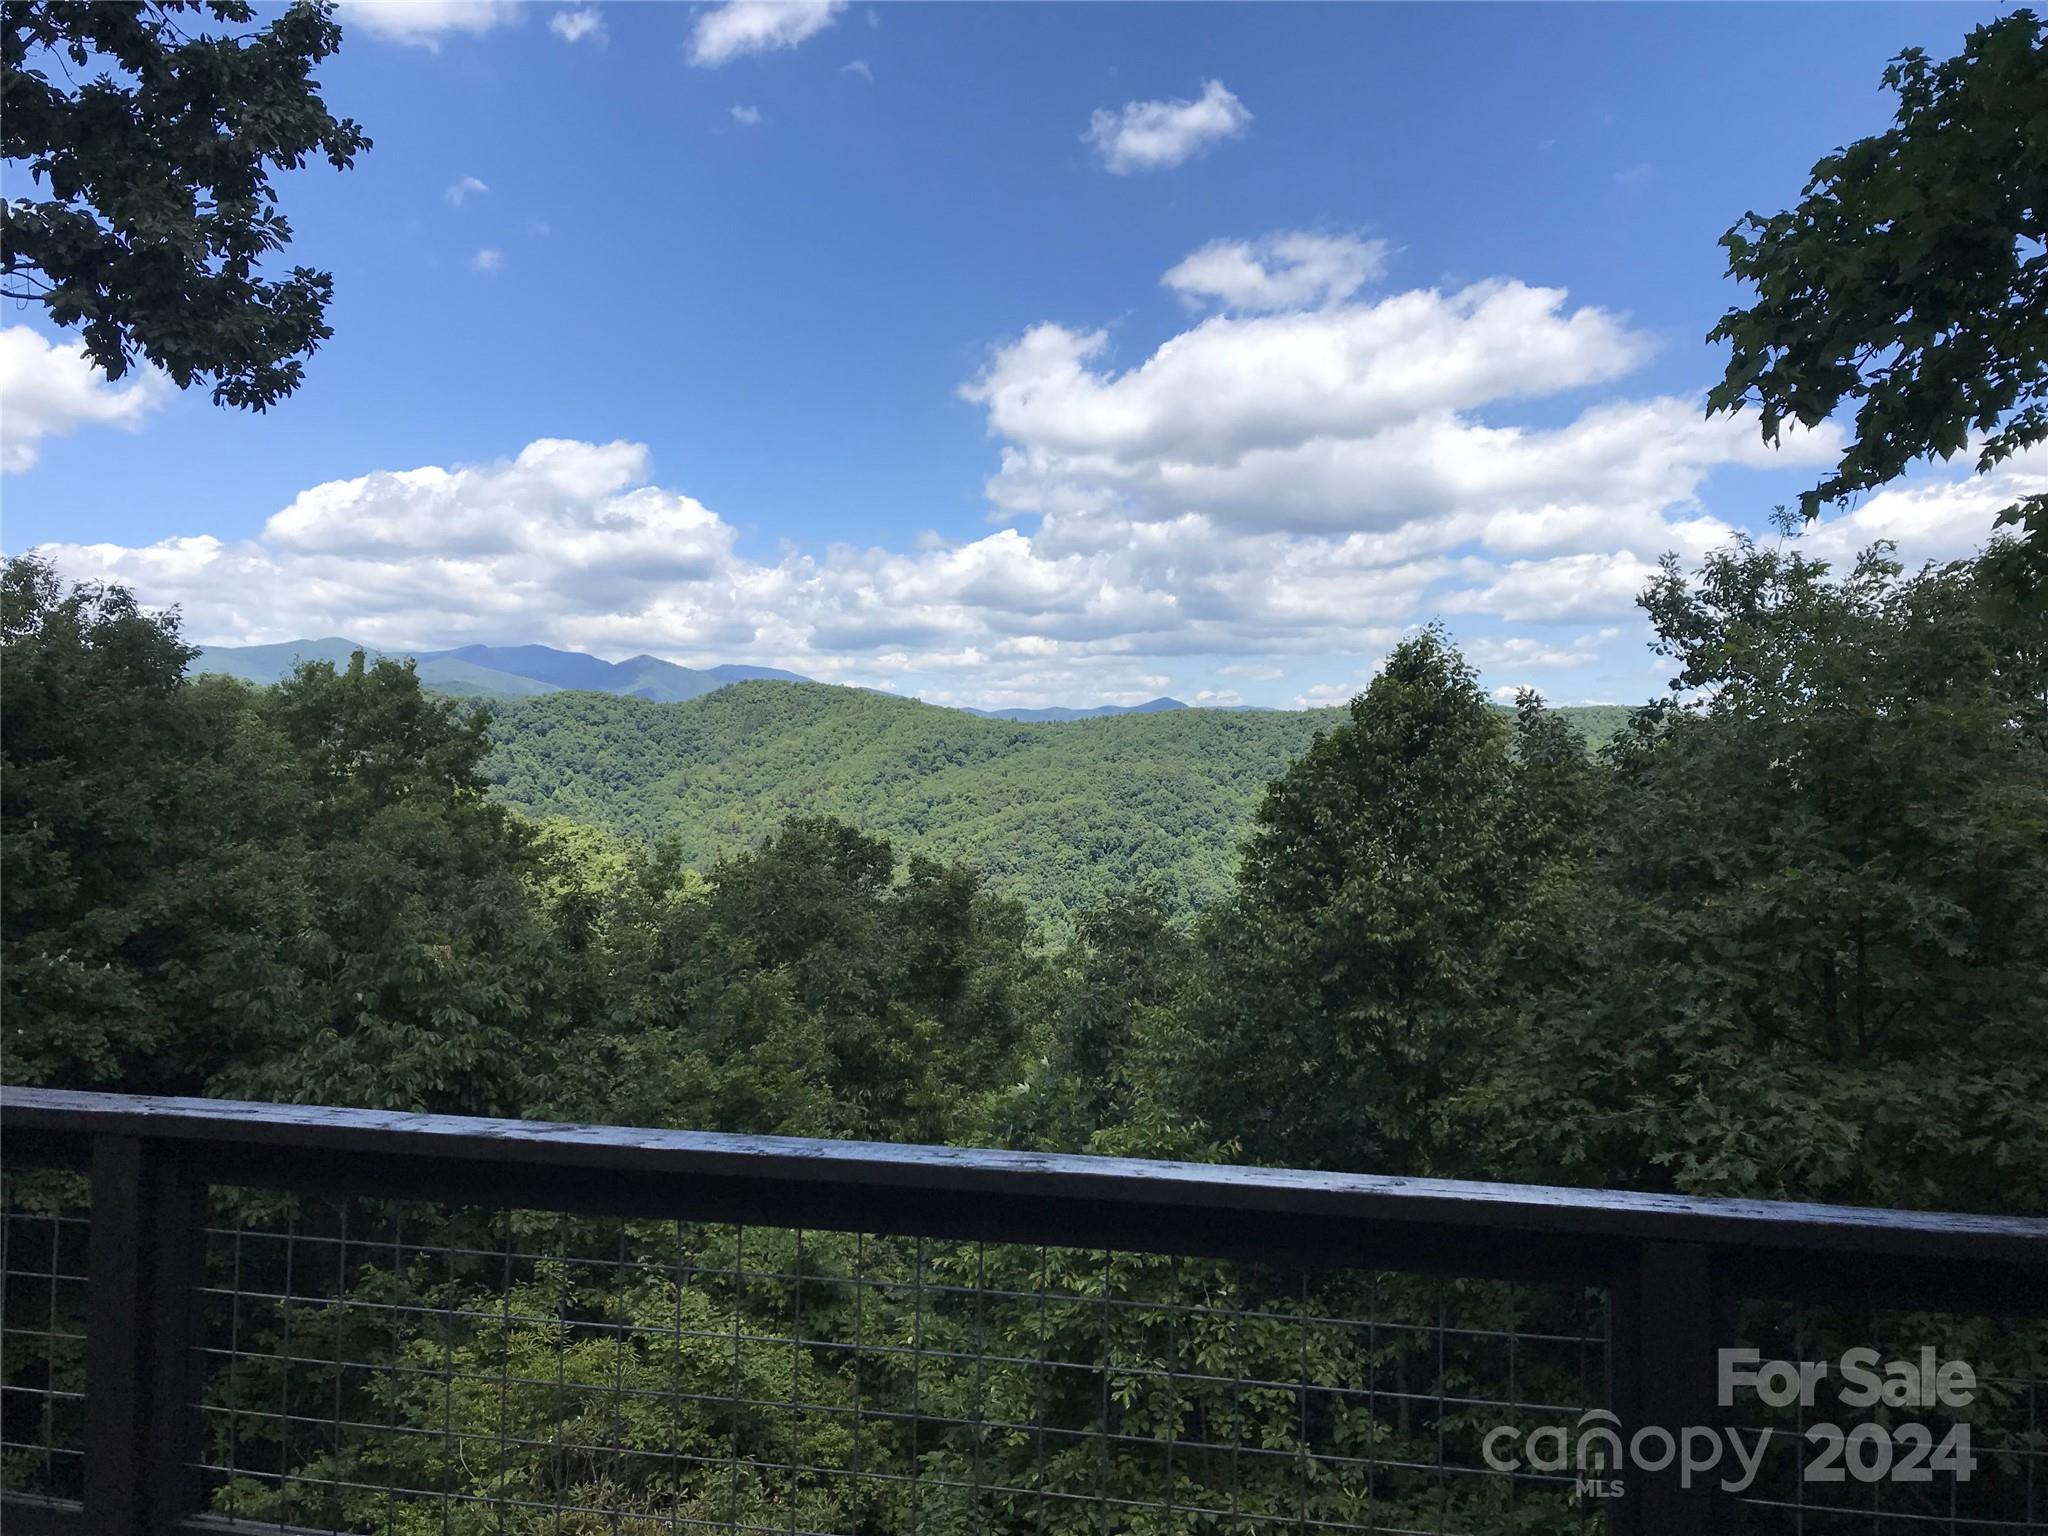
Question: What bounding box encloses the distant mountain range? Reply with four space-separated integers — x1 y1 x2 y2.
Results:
191 639 809 703
964 696 1189 722
191 639 1222 718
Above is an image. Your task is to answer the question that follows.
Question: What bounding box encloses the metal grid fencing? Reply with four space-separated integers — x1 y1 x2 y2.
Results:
1728 1300 2046 1535
0 1169 89 1505
3 1093 2042 1536
187 1191 1610 1535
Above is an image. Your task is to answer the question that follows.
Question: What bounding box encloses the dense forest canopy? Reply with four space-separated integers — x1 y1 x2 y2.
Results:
478 683 1629 929
5 13 2047 1528
7 533 2041 1211
10 531 2046 1529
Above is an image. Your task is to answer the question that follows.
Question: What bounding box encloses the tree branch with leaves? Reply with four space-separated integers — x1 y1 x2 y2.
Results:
2 0 370 410
1706 10 2046 555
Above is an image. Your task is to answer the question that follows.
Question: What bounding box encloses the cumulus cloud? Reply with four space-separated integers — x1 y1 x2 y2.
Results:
730 104 764 126
1295 681 1365 709
1433 441 2043 630
34 423 2023 712
0 326 169 473
966 281 1650 471
32 439 1445 707
445 175 489 206
690 0 843 66
549 6 604 43
1794 439 2047 568
1086 80 1250 174
960 251 1851 598
1162 232 1389 312
940 234 1937 669
338 0 515 48
30 236 2024 710
1463 630 1619 670
841 58 871 80
44 441 733 644
1444 552 1668 624
963 282 1709 539
471 248 504 273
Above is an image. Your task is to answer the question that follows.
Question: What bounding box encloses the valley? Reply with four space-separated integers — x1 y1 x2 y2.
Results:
484 680 1632 925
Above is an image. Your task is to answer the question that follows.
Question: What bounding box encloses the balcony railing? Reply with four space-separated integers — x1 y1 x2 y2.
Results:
0 1085 2042 1536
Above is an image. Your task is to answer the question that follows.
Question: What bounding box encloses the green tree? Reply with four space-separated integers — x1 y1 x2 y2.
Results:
1 560 578 1113
547 815 1045 1146
0 555 306 1090
1164 629 1536 1177
1706 10 2047 550
215 653 580 1116
2 0 370 409
1475 539 2048 1213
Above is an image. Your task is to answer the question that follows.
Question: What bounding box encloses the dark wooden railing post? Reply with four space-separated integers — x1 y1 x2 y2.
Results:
84 1136 206 1536
1606 1240 1723 1536
0 1087 2036 1536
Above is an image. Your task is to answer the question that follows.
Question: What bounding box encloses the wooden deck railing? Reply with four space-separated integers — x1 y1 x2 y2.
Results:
1 1085 2043 1535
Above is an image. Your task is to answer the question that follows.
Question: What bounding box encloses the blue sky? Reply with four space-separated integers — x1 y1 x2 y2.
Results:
6 0 2040 710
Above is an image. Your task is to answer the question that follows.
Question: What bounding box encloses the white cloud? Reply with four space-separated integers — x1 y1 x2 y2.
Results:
730 104 764 126
690 0 843 66
0 327 169 473
1086 80 1251 174
961 249 1846 580
549 6 604 44
338 0 515 48
471 248 504 273
940 235 1896 661
1445 552 1666 624
964 283 1699 538
34 420 2024 711
30 237 2027 710
1295 682 1362 709
31 439 1448 707
445 175 489 206
1794 439 2047 568
841 58 871 80
1463 630 1618 670
966 280 1651 472
1162 232 1389 312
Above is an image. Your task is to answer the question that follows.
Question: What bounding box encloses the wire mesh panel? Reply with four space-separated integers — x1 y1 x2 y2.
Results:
189 1191 1612 1536
0 1167 90 1504
1727 1300 2046 1533
4 1108 2039 1536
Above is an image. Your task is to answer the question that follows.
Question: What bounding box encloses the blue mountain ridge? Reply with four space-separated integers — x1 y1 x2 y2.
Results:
189 639 1200 716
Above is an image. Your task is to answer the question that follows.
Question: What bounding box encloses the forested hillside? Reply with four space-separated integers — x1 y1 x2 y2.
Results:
484 683 1629 925
11 9 2047 1531
16 534 2038 1208
9 532 2046 1531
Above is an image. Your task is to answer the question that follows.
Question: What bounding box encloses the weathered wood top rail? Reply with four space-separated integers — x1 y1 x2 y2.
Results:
3 1085 2042 1307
